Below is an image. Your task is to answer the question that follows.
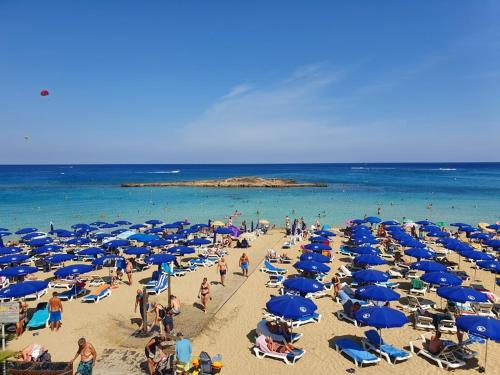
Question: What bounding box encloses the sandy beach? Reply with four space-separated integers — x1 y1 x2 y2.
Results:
6 228 499 374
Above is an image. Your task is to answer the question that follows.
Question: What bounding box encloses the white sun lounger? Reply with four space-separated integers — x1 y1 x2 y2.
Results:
409 336 466 369
253 335 305 365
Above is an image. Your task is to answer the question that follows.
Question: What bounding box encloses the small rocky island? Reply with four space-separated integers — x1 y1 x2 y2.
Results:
121 176 327 188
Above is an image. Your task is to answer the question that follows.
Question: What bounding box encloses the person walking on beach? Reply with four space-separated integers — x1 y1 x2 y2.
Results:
48 292 63 332
216 257 228 286
144 334 164 375
71 337 96 375
198 277 211 313
125 258 133 285
170 295 181 315
239 253 249 277
175 332 192 375
135 289 148 330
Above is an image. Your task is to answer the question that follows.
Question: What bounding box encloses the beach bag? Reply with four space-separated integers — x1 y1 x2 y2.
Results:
199 351 212 374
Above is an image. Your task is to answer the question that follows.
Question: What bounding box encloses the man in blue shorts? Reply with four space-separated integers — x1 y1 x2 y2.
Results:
48 291 63 331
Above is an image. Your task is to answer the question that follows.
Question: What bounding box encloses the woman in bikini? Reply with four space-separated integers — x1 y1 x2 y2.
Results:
198 277 211 313
16 301 27 338
125 258 133 285
216 257 228 286
332 275 341 299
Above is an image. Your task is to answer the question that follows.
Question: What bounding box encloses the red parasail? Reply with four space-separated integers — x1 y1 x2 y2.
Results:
40 89 49 96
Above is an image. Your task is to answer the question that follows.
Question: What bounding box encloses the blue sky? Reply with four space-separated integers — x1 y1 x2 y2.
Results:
1 1 499 163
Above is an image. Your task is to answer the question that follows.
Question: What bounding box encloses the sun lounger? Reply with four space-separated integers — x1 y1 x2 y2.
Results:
336 300 359 327
256 320 303 344
145 271 161 287
58 284 86 301
361 329 411 364
409 279 427 295
409 336 466 369
337 265 353 278
260 261 287 275
336 289 369 306
266 274 285 288
376 281 399 289
262 312 321 328
170 268 186 277
335 338 380 367
339 246 354 257
279 256 292 264
146 273 168 294
401 296 435 312
27 302 49 330
25 287 47 301
471 302 496 317
81 284 111 303
81 275 105 287
438 319 457 334
413 311 435 330
188 258 214 268
388 268 403 278
253 335 305 365
49 279 74 289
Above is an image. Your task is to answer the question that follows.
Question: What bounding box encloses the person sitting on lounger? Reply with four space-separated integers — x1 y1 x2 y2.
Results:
428 331 444 354
349 302 361 318
259 335 299 353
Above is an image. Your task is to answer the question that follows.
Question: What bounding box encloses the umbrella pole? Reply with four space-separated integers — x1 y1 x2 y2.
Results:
484 340 488 373
379 329 383 362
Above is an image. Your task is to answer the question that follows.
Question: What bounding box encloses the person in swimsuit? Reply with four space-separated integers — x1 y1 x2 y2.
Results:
239 253 249 277
216 257 228 286
16 301 27 338
144 335 164 375
71 337 96 375
135 289 148 330
48 292 63 332
125 258 133 285
170 295 181 315
198 277 211 313
332 275 340 299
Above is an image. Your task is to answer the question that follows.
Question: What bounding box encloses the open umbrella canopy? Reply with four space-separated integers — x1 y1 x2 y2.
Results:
352 269 389 283
426 231 450 238
437 286 488 303
450 222 470 227
266 295 317 320
89 221 108 226
127 233 158 242
186 238 212 246
215 227 232 235
28 237 53 247
146 219 163 225
100 223 118 229
129 224 147 230
78 247 106 257
164 234 186 241
114 220 132 225
293 260 330 274
111 229 128 236
484 239 500 249
349 246 380 255
167 246 195 255
0 254 30 264
92 255 124 266
0 247 23 256
410 261 447 272
0 266 38 278
310 236 329 243
399 239 426 248
145 253 176 265
162 223 181 229
486 224 500 231
0 228 9 232
0 280 48 299
314 230 335 237
172 220 190 227
354 306 409 328
283 277 324 293
44 254 75 264
54 230 76 238
123 247 149 255
469 232 492 240
147 239 172 247
421 271 462 286
190 224 209 231
476 260 500 273
15 228 38 235
104 239 129 248
404 248 436 259
382 220 399 226
21 232 47 241
416 220 434 225
354 254 386 266
54 264 94 278
65 238 91 246
34 245 63 253
0 232 12 237
71 223 90 230
365 216 381 224
355 285 400 302
299 252 330 263
456 316 500 341
303 243 331 252
459 250 494 261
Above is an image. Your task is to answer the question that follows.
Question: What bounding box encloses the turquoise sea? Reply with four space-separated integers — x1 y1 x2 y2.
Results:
0 163 499 231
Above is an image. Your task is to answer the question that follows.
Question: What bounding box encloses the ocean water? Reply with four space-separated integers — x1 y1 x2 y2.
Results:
0 163 499 231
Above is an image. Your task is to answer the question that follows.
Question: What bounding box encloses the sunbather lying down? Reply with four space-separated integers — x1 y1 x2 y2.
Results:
256 335 300 354
266 321 291 336
17 343 48 361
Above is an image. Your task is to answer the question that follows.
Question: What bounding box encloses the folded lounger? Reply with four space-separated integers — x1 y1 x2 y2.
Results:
260 261 287 275
81 284 111 303
27 302 49 330
361 329 411 364
335 338 380 367
58 284 86 301
253 335 305 365
146 273 168 295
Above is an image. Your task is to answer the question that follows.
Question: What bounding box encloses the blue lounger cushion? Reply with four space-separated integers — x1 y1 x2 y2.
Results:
336 338 378 363
365 330 409 358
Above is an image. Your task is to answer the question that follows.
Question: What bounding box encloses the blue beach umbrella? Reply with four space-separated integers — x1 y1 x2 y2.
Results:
484 239 500 249
162 223 181 229
486 224 500 231
92 255 124 266
350 246 380 255
421 271 462 286
28 237 53 247
293 260 330 274
469 232 492 240
55 230 76 238
0 228 9 232
427 231 449 238
100 223 118 229
146 219 163 226
353 269 389 283
78 247 106 257
0 266 38 278
351 219 366 225
310 236 329 243
54 264 94 278
365 216 381 224
410 261 447 272
459 226 477 233
399 239 425 248
0 280 48 299
104 239 129 248
34 245 63 253
15 228 38 235
164 234 185 242
404 248 435 259
115 220 132 225
128 233 158 242
186 238 212 247
299 252 330 263
167 246 196 255
437 286 488 303
90 221 108 226
460 250 494 261
123 247 150 256
266 295 317 320
215 227 232 235
382 220 399 226
355 306 409 328
147 239 172 247
456 315 500 372
283 277 324 294
145 253 176 265
66 238 91 246
450 222 470 227
190 224 209 231
172 220 190 227
0 247 23 256
354 254 387 266
0 254 30 264
476 260 500 273
416 220 434 225
0 232 12 237
355 285 400 302
111 229 128 236
44 254 75 264
421 225 440 232
304 243 331 252
72 223 90 230
178 228 195 236
129 224 147 230
21 232 46 241
314 230 335 237
146 228 164 234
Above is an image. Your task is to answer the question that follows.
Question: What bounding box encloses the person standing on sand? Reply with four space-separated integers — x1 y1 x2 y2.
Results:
48 291 63 332
198 277 211 313
170 295 181 315
135 289 148 330
125 258 133 285
216 257 228 286
239 253 249 277
71 337 96 375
